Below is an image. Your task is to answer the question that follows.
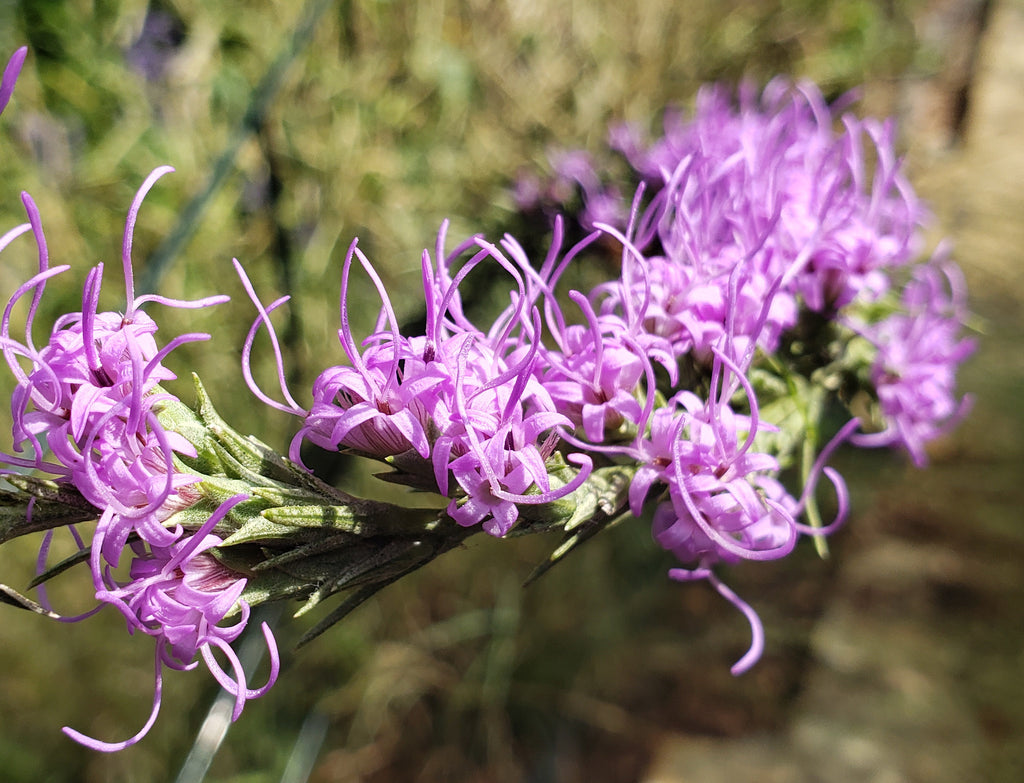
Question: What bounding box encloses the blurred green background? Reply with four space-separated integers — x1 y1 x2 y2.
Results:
1 1 1021 781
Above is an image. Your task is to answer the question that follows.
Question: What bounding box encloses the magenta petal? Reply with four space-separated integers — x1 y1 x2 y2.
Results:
0 47 27 117
62 649 165 752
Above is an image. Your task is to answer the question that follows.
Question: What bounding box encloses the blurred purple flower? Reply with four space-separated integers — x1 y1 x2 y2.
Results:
854 254 975 465
126 10 185 83
537 80 930 368
640 81 924 313
549 149 627 230
513 148 627 230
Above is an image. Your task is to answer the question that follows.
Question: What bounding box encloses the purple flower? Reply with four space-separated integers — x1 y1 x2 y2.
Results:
550 80 930 371
644 389 798 566
277 228 491 463
609 110 691 184
240 222 593 537
512 169 544 212
639 381 797 675
493 220 676 446
540 314 646 442
626 341 855 674
438 320 587 536
853 254 975 465
511 148 627 229
62 494 279 752
293 240 434 460
1 165 278 750
668 83 921 306
626 346 801 559
445 442 536 536
549 149 627 230
125 10 184 83
2 171 225 538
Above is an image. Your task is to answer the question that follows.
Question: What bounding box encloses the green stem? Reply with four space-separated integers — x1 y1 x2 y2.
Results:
800 386 829 558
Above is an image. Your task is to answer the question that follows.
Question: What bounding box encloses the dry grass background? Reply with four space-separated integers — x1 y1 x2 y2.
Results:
0 1 987 782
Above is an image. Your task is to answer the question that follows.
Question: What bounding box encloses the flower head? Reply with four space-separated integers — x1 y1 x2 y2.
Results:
540 80 928 368
240 222 594 538
627 80 924 308
643 388 798 567
62 494 279 752
854 253 975 465
1 162 277 750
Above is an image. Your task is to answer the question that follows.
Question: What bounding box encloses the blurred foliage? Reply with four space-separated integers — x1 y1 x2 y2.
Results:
0 0 929 781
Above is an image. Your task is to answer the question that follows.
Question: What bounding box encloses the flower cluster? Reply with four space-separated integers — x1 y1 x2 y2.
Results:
0 44 975 754
243 226 595 538
499 78 973 667
231 81 975 670
514 149 628 231
0 49 277 751
599 81 924 355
